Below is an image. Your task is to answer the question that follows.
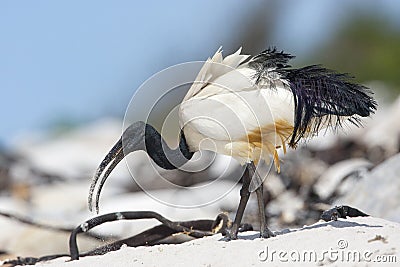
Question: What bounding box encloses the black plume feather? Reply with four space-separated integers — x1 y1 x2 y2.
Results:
246 48 377 148
282 65 377 147
247 47 295 84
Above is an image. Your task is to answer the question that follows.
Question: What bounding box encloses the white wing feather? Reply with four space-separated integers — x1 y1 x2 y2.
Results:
182 47 250 101
180 48 295 167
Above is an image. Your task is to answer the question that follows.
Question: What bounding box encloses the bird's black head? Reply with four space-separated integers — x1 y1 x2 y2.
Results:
88 121 193 213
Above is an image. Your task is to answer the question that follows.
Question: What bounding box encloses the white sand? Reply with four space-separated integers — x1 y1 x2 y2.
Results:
15 216 399 267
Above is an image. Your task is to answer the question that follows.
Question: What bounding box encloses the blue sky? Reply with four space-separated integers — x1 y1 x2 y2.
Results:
1 0 399 146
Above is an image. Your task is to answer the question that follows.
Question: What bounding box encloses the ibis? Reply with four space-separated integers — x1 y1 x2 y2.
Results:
88 47 376 239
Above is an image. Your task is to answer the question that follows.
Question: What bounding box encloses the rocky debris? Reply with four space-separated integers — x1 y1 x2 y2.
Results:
267 190 305 225
0 150 14 193
320 205 369 221
263 173 286 199
12 118 124 180
335 153 400 222
313 158 373 200
360 96 400 158
0 209 101 258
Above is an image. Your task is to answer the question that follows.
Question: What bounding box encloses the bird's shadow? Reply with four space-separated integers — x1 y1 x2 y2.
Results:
219 219 382 241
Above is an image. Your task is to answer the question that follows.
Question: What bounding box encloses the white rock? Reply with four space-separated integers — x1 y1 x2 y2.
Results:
264 173 286 198
313 158 373 200
360 95 400 157
12 118 124 180
267 190 304 224
335 153 400 223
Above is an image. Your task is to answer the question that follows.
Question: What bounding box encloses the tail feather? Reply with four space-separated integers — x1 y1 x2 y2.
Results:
243 48 377 147
281 65 377 147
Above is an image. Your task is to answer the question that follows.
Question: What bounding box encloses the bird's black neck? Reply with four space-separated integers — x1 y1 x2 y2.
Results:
144 124 193 170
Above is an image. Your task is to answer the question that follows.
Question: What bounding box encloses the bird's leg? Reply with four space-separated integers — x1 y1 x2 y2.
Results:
226 164 252 240
248 162 275 238
255 186 275 238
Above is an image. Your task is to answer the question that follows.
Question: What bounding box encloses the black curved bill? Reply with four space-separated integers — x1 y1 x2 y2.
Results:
88 138 124 213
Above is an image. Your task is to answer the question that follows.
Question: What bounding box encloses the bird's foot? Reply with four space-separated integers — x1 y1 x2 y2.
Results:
260 227 275 238
224 223 254 240
224 224 239 240
225 231 237 241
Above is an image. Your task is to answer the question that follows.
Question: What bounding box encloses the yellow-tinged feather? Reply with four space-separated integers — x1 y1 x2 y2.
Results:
242 119 294 172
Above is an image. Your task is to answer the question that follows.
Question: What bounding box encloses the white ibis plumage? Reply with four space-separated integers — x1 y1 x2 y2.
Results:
88 47 376 239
